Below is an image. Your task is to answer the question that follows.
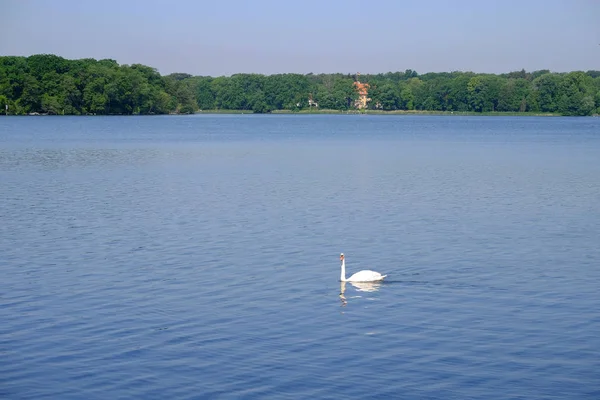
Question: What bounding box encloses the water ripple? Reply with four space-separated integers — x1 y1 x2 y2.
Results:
1 115 599 399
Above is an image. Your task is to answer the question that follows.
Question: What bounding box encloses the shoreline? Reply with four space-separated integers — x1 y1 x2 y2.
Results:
271 109 561 117
3 110 583 117
197 109 563 117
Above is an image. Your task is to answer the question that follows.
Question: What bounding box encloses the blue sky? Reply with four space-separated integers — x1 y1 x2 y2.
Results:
1 0 598 76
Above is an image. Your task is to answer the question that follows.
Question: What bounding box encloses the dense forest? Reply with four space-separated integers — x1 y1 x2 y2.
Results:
1 54 599 116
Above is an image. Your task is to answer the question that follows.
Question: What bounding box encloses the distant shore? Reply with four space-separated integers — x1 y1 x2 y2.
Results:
196 109 562 117
2 55 598 117
3 110 579 117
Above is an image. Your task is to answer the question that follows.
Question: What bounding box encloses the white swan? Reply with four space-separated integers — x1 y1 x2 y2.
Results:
340 253 387 282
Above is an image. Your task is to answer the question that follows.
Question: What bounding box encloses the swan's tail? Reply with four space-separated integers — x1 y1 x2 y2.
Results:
381 275 388 280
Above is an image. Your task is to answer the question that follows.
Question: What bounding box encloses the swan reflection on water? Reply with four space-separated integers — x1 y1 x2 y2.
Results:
339 281 382 306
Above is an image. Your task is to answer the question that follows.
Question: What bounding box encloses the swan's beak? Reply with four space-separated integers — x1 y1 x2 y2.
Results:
340 254 344 261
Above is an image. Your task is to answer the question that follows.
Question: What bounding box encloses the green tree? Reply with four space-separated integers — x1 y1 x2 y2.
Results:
18 75 42 112
193 77 215 110
398 78 423 110
249 90 270 113
532 73 562 112
0 94 8 114
557 72 595 116
498 78 531 112
0 54 597 116
369 83 399 110
41 94 62 114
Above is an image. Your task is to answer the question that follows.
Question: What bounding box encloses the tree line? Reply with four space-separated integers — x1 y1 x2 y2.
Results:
1 54 599 116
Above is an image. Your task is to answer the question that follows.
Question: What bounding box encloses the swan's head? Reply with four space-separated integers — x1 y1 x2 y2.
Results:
340 253 344 261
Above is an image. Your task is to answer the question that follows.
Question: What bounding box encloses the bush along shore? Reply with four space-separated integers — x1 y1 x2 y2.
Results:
1 54 599 116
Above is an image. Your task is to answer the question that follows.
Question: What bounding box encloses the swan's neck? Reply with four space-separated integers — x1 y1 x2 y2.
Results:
340 259 346 281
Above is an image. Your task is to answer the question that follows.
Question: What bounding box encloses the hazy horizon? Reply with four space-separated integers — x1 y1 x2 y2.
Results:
1 0 599 77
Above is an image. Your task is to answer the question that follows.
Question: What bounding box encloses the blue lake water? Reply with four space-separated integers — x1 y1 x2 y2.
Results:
1 115 599 399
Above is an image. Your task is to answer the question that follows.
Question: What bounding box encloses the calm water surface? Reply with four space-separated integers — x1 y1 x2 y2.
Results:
1 115 599 399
